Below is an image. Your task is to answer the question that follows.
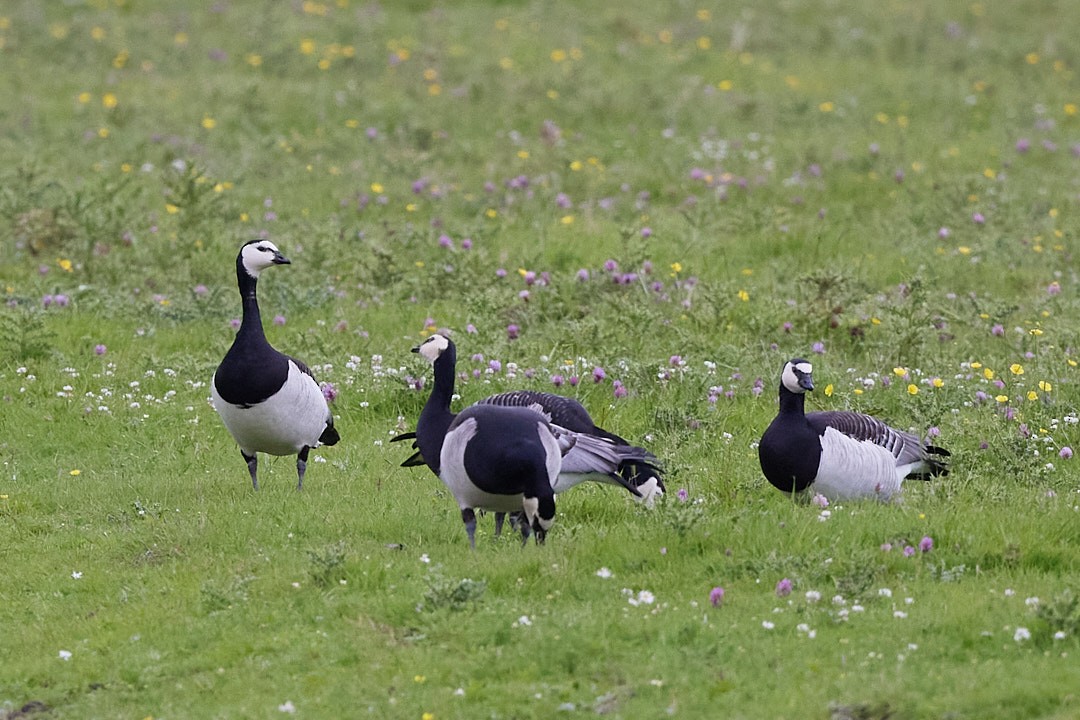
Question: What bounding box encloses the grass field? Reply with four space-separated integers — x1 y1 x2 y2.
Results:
3 1 1080 718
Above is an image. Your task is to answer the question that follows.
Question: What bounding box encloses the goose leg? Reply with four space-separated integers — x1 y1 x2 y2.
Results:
296 446 311 491
461 508 478 549
507 511 524 532
494 512 506 537
519 518 532 547
243 450 259 491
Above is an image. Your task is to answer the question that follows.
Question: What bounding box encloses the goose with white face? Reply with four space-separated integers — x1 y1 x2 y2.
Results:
239 240 290 278
781 360 814 394
415 333 450 364
211 240 338 490
759 357 948 501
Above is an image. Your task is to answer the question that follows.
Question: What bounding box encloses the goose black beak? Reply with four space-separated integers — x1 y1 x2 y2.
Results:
411 346 420 353
272 251 291 265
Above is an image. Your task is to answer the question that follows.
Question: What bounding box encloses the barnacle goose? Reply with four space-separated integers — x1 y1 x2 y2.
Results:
394 361 662 504
211 240 339 490
408 334 640 546
476 391 665 503
758 358 948 501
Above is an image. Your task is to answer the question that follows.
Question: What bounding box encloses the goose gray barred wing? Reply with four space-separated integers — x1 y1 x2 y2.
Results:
549 425 643 497
478 391 606 437
807 410 943 470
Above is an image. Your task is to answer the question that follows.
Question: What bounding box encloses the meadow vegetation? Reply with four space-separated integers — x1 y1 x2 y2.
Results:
2 1 1080 718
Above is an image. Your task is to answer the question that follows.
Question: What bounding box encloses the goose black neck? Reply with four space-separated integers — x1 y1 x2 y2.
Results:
416 341 457 474
777 385 806 416
236 267 265 340
427 342 457 414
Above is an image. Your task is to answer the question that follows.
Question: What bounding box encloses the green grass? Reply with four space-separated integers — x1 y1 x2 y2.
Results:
3 1 1080 718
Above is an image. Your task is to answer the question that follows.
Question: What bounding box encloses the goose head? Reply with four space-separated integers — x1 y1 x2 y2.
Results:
781 358 815 394
238 240 290 279
521 494 556 544
413 333 452 364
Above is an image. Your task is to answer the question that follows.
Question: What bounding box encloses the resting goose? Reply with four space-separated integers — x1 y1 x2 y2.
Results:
211 240 339 490
758 358 948 501
408 334 638 546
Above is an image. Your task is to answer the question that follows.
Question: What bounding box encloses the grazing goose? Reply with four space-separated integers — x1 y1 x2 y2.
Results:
477 391 665 502
394 380 662 503
441 404 561 547
211 240 339 490
758 358 948 501
409 334 638 546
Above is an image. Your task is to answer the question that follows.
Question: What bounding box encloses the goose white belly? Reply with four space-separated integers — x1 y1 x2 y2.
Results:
212 362 328 456
813 426 904 500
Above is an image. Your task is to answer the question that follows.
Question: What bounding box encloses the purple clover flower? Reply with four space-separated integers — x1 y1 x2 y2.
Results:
709 586 725 607
321 382 338 403
919 536 933 553
776 578 793 597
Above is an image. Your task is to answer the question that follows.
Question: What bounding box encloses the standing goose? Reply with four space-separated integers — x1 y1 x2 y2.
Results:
211 240 339 490
410 334 634 546
758 358 948 501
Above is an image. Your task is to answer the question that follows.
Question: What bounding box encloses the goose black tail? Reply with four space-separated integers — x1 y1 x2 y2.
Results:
912 445 949 479
320 422 341 446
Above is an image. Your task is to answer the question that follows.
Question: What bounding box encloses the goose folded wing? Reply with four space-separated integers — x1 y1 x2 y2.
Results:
478 391 600 435
286 354 320 382
807 410 926 465
550 426 643 497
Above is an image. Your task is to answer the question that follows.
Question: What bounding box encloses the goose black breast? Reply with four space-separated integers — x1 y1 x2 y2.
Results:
214 344 290 407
